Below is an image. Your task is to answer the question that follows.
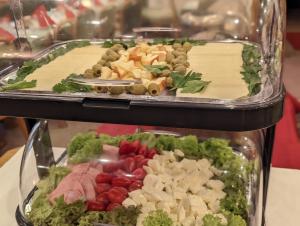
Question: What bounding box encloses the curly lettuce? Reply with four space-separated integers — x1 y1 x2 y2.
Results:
143 210 173 226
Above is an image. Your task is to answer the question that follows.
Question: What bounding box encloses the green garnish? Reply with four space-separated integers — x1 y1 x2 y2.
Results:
203 214 224 226
145 65 169 75
8 41 90 85
150 38 207 46
52 74 92 93
67 132 103 164
170 71 211 93
199 138 250 219
143 209 173 226
241 44 262 96
0 80 36 91
28 197 86 226
181 80 211 93
102 40 136 49
78 206 141 226
225 212 247 226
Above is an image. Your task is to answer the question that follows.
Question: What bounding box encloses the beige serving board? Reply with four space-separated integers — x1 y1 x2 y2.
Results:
25 43 248 100
177 43 249 100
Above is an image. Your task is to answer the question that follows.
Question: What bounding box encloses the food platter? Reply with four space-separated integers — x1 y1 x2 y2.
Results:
16 129 262 226
0 39 269 102
0 39 284 131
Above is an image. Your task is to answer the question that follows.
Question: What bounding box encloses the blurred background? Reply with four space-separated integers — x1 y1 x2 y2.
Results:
0 0 299 167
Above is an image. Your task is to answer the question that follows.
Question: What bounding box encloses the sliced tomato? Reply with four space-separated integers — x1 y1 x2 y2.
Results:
136 158 149 168
111 177 131 187
146 148 157 159
131 140 141 153
112 186 128 196
95 183 111 193
106 203 121 211
86 200 106 211
96 192 110 206
95 173 114 183
119 140 134 155
137 144 148 155
128 180 143 192
122 157 136 173
103 161 121 173
107 188 127 204
132 168 146 180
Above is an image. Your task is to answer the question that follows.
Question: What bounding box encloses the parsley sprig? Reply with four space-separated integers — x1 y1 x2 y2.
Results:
150 38 207 46
241 45 262 96
145 65 169 75
52 74 92 93
8 41 90 85
102 40 136 49
170 71 211 93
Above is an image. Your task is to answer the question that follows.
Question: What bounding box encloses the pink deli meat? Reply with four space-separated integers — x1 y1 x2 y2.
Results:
49 162 103 204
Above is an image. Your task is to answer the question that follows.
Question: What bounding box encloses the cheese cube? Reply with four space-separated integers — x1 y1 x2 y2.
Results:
206 180 225 191
122 198 137 207
129 190 147 205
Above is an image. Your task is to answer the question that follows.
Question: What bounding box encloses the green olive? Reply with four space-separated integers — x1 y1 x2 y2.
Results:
97 59 106 66
129 84 147 95
176 47 187 53
172 43 182 49
84 69 94 78
177 55 187 61
111 44 124 52
148 83 161 96
95 86 108 93
92 64 102 77
174 65 187 74
171 58 186 65
101 54 109 61
183 42 193 52
161 69 171 77
106 49 120 61
166 64 173 70
104 61 111 67
166 77 173 88
172 50 186 57
166 52 175 63
108 86 125 95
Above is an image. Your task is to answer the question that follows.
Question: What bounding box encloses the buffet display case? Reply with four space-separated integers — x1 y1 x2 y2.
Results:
0 0 286 226
16 120 264 226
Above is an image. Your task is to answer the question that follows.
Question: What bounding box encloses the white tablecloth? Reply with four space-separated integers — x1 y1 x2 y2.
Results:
1 148 299 226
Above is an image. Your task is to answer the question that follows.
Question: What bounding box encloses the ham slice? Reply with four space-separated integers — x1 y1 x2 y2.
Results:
49 162 103 204
80 176 96 201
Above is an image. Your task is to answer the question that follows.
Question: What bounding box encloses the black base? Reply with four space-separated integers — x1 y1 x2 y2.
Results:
0 92 284 131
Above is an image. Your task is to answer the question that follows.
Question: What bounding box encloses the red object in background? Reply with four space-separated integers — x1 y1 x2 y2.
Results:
0 27 15 42
32 5 55 28
0 14 11 23
58 3 76 20
287 32 300 50
96 123 155 136
273 93 300 169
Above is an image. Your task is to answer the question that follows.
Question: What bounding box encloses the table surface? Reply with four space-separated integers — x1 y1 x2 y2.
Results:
1 148 300 226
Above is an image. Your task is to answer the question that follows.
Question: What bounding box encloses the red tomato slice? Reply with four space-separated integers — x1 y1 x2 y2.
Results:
95 173 114 183
95 183 111 193
122 157 136 173
111 177 131 187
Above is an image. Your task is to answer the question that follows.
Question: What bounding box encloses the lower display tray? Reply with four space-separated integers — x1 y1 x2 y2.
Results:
16 123 263 226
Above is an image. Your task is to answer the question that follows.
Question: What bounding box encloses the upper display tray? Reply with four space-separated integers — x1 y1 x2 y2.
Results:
0 40 284 130
0 0 285 130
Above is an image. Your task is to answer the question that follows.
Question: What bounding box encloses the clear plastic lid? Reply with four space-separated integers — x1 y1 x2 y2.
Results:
18 120 264 226
0 0 285 108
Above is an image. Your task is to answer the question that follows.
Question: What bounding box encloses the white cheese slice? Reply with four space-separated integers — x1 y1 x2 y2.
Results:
177 43 249 100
